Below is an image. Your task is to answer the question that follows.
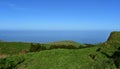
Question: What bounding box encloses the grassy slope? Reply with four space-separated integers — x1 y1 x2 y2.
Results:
47 40 85 49
100 31 120 56
17 47 114 69
0 40 83 55
107 31 120 42
0 42 31 55
49 40 81 46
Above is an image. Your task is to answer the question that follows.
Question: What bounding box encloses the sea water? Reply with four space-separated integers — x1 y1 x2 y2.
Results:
0 30 111 44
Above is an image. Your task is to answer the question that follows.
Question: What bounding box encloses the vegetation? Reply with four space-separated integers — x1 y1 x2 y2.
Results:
29 41 94 52
0 48 111 69
0 31 120 69
0 42 31 55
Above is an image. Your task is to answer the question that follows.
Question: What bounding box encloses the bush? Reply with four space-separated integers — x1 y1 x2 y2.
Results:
0 55 25 69
50 44 79 49
30 43 47 52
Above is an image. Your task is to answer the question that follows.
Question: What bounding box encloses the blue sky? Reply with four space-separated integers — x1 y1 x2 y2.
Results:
0 0 120 31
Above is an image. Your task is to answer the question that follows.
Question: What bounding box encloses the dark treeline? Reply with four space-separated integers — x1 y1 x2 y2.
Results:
29 43 95 52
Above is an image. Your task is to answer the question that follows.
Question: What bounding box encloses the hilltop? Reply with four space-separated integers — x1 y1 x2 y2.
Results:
49 40 80 45
107 31 120 43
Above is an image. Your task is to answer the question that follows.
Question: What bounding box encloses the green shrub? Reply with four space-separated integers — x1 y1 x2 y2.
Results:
0 55 25 69
50 44 79 49
30 43 47 52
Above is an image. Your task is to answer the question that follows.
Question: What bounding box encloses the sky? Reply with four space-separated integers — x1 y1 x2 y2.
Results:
0 0 120 31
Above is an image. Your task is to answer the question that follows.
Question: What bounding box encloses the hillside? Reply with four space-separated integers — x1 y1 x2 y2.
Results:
99 31 120 68
1 47 115 69
49 40 80 45
107 31 120 42
15 48 113 69
0 42 31 55
0 31 120 69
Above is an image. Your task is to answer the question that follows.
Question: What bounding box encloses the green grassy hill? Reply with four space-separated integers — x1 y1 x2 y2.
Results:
49 40 81 46
100 31 120 56
98 31 120 68
17 47 114 69
1 47 115 69
0 31 120 69
107 31 120 42
0 42 31 55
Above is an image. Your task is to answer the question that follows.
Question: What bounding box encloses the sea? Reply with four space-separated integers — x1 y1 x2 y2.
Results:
0 30 111 44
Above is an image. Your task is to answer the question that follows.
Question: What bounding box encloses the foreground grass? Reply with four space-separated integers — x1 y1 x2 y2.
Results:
0 47 115 69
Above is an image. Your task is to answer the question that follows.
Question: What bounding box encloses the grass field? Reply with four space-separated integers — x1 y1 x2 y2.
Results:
0 42 31 55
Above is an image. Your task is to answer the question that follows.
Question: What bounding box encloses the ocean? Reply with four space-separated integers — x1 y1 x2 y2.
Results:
0 30 111 44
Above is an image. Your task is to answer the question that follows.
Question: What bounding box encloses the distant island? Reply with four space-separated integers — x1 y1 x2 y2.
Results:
0 31 120 69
